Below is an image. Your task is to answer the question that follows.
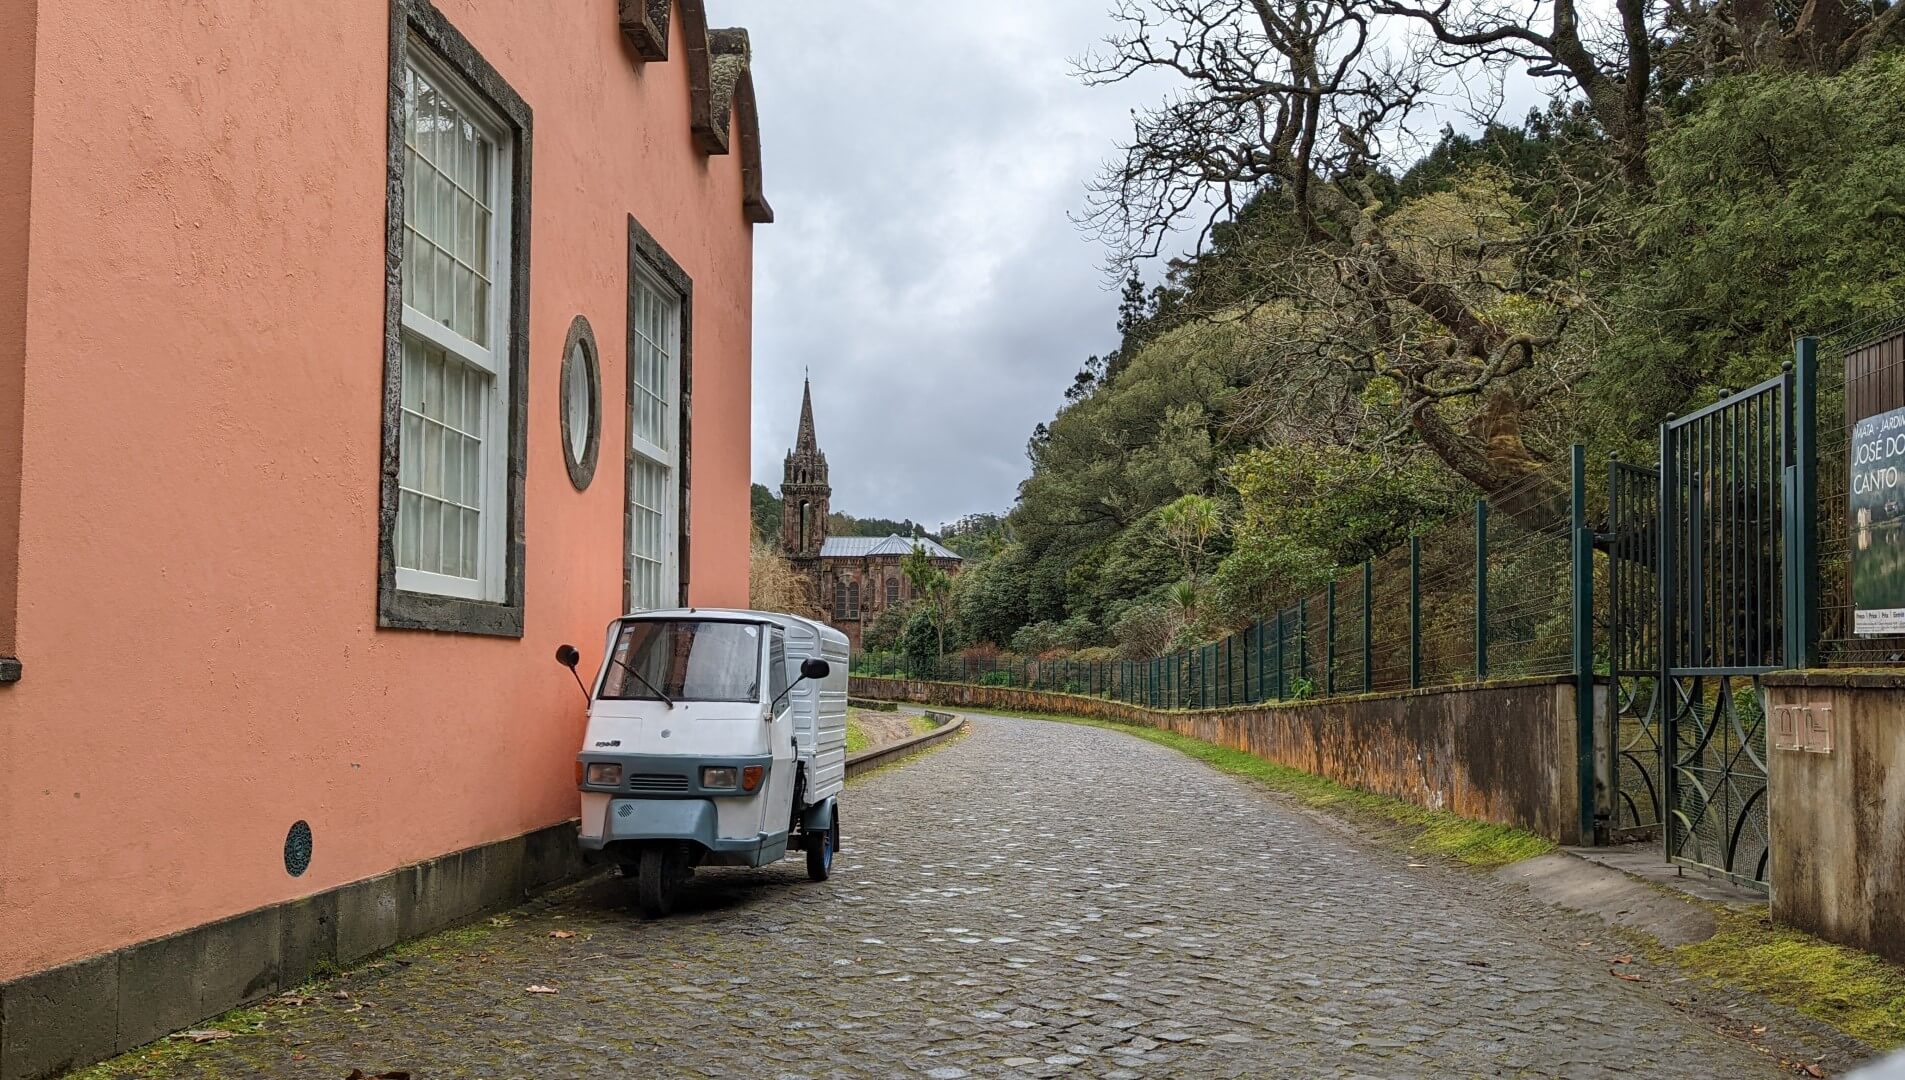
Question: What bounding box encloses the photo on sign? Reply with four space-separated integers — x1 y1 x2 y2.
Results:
1851 405 1905 635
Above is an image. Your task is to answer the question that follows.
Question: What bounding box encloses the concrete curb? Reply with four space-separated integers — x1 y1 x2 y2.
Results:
845 712 964 777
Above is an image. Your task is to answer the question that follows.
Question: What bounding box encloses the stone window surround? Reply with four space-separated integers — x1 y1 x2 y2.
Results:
376 0 534 638
625 215 694 612
559 315 602 491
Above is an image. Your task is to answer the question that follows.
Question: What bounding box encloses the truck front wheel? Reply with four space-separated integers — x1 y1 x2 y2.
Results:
633 844 689 918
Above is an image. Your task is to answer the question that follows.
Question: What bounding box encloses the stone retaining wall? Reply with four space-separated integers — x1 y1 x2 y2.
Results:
850 676 1588 845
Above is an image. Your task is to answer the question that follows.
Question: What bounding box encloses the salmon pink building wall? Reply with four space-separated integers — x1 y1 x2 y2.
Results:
0 0 762 986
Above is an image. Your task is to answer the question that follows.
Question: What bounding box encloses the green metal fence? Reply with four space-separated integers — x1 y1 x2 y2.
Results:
852 446 1591 716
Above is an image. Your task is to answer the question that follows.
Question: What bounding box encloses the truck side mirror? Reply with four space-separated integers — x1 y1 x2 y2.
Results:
556 645 589 703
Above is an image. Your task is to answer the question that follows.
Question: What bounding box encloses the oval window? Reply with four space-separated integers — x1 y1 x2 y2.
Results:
560 316 600 490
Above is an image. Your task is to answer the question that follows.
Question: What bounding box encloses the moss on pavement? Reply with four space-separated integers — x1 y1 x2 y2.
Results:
1677 908 1905 1050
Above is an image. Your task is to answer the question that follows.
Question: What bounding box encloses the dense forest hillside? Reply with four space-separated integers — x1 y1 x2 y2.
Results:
869 6 1905 665
749 484 933 544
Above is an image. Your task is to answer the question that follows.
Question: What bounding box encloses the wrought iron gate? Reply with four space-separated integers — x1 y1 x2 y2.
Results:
1605 461 1663 839
1655 367 1802 889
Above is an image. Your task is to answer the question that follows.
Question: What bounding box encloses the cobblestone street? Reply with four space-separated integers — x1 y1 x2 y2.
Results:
128 714 1843 1079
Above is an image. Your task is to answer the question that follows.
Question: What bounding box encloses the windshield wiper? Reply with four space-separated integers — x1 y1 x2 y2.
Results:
607 655 674 708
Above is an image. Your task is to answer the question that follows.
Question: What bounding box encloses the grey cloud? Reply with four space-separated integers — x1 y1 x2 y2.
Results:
726 0 1174 528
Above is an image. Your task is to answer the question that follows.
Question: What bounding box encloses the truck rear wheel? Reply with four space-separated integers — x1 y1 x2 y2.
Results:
806 809 838 882
633 844 688 918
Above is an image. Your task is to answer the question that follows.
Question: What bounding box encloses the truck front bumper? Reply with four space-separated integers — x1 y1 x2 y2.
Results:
581 797 788 864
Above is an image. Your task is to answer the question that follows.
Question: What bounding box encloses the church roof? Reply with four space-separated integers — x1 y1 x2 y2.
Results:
818 534 962 561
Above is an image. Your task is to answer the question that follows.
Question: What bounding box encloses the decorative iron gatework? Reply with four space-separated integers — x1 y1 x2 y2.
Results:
1605 460 1664 840
1653 353 1813 890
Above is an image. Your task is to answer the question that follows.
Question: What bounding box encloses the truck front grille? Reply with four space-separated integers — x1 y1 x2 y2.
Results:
628 774 690 793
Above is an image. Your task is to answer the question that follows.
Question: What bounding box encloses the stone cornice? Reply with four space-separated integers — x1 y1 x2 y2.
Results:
618 0 773 224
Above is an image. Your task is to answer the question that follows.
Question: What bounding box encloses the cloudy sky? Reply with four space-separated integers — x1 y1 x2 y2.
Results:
725 1 1185 529
723 2 1548 530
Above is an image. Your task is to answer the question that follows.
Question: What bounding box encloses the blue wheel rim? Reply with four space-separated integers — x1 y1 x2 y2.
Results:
822 829 834 871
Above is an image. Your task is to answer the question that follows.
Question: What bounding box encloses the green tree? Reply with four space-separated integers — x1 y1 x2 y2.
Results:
1598 54 1905 438
952 544 1033 647
861 603 910 654
902 545 954 659
1156 494 1221 587
750 483 782 543
898 607 941 664
829 512 929 538
1211 444 1460 624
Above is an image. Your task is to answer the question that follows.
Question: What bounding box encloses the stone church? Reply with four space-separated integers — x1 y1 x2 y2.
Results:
780 379 961 650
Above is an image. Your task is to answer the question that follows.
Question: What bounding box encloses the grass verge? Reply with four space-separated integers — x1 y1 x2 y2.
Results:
1677 909 1905 1050
975 708 1553 868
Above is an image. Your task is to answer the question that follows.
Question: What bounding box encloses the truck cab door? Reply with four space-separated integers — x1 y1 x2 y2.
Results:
764 630 799 841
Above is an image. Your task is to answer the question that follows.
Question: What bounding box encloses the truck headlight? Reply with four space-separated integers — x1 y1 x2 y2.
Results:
701 766 738 789
585 763 622 786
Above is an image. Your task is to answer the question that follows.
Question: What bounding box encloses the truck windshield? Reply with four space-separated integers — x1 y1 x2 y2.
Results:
599 620 763 703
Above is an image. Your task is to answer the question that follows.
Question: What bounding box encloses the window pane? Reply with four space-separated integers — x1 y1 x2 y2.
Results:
463 437 481 506
768 634 789 707
419 497 441 575
401 414 422 488
399 491 421 569
444 428 462 501
460 507 480 578
565 342 590 462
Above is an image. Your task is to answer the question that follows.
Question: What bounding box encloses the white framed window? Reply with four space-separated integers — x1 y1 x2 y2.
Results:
394 43 514 603
626 263 681 611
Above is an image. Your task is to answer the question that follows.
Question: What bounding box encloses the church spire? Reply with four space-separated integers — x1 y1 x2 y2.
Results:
795 375 818 455
781 374 830 559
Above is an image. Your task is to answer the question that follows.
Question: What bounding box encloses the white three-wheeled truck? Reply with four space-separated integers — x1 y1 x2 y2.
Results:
556 609 850 917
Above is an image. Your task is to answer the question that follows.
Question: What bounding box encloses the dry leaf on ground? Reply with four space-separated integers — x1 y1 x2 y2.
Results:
525 984 559 995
